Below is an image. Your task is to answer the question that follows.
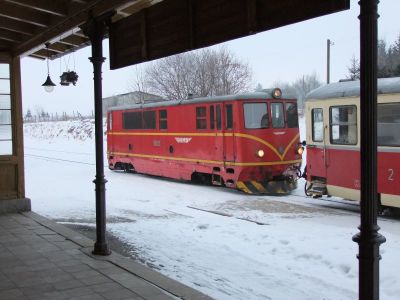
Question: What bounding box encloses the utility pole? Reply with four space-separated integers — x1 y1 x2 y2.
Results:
327 39 334 84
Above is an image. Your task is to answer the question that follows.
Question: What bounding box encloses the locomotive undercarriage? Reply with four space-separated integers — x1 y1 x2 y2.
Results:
110 159 299 195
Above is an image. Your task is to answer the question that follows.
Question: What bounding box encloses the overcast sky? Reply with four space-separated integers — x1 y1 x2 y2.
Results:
21 0 400 115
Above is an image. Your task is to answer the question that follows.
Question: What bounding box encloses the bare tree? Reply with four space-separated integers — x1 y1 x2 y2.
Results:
128 65 150 104
141 46 252 99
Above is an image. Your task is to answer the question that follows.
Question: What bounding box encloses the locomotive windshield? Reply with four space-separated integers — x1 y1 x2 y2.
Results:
244 103 268 129
286 102 299 128
271 103 285 128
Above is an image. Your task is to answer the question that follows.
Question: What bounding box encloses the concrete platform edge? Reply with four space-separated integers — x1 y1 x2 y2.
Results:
23 211 212 300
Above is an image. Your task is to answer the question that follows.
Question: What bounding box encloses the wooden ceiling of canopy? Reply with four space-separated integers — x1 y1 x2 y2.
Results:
0 0 162 59
0 0 349 62
109 0 350 69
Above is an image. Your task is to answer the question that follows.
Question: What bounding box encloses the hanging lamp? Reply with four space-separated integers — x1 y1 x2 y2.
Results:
42 43 56 93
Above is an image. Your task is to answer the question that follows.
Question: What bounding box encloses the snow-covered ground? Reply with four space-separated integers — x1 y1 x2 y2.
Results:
23 119 400 300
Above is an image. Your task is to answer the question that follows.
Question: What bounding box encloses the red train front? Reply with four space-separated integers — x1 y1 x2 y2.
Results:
107 88 303 194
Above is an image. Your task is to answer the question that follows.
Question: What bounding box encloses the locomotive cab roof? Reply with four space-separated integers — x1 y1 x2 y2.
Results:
305 77 400 101
108 89 297 112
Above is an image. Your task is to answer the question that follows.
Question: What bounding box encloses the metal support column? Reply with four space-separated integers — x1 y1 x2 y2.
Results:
82 13 113 256
352 1 385 299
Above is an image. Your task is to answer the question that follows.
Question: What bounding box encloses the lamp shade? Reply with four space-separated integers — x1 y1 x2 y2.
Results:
42 75 56 93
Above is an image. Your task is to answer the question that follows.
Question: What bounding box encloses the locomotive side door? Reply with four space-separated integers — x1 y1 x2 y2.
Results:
223 103 236 163
306 107 327 179
107 112 114 154
210 104 222 159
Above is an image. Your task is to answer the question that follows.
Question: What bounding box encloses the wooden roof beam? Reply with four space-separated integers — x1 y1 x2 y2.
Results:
0 28 23 42
71 0 89 4
59 34 89 47
33 48 59 58
0 17 36 36
15 0 135 57
0 2 54 27
4 0 68 17
47 42 74 54
28 53 46 60
0 39 14 51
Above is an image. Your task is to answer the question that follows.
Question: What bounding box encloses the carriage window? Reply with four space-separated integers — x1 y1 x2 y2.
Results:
271 103 284 128
286 102 298 128
312 108 323 142
378 103 400 146
244 103 268 129
0 63 12 155
159 110 167 130
226 104 233 129
123 111 142 129
216 105 221 130
330 106 357 145
210 106 215 129
196 107 207 129
143 111 156 129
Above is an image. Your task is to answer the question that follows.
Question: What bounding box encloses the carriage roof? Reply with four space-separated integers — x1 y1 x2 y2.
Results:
108 89 297 112
305 77 400 101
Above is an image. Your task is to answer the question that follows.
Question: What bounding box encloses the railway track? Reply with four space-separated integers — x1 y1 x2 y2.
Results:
25 153 95 165
24 152 399 221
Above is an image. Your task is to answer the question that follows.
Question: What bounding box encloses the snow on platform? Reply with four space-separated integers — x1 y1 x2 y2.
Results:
23 120 400 300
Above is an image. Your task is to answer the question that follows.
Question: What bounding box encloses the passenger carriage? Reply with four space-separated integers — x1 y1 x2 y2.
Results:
304 77 400 209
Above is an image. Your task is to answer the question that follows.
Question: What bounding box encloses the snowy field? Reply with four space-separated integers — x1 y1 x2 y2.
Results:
23 119 400 300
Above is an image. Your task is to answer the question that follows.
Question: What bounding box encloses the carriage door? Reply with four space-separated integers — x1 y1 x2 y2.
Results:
223 104 236 163
307 107 327 179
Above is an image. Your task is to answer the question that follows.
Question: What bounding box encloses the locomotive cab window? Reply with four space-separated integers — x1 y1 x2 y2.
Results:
159 110 167 130
312 108 324 142
329 105 357 145
271 102 285 128
286 102 298 128
244 103 268 129
196 106 207 129
378 102 400 146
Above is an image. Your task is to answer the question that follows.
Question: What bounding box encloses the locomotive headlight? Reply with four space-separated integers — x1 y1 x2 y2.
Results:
297 146 304 155
272 88 282 99
257 149 265 158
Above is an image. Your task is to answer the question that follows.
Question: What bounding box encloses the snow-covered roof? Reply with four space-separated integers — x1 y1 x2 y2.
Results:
109 90 297 112
306 77 400 101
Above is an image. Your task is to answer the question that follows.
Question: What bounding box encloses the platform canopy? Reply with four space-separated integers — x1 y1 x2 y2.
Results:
0 0 349 62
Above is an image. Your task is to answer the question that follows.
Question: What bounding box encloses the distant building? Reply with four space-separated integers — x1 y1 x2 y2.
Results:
102 91 164 116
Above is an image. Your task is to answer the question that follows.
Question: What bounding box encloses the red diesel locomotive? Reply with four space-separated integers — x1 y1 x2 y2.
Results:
107 88 303 194
304 77 400 210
